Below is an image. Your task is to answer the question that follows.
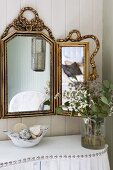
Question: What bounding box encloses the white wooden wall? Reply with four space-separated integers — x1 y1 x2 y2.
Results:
0 0 103 140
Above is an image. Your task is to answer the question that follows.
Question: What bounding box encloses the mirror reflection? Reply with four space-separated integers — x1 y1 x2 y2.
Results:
61 45 88 107
7 35 51 112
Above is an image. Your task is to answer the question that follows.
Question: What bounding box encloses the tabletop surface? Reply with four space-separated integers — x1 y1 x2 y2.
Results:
0 135 107 163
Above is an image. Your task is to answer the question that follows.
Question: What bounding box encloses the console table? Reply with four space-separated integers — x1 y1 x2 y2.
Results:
0 135 110 170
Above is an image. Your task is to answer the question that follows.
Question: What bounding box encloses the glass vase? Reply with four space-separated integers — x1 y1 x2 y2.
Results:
81 117 105 149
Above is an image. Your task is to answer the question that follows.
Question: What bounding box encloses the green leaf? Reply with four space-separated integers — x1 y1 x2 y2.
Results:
101 96 109 105
71 109 77 116
103 80 110 88
101 105 109 113
64 101 70 106
102 87 109 94
92 105 100 113
73 76 78 80
55 107 63 114
110 84 113 90
97 112 108 118
43 100 50 105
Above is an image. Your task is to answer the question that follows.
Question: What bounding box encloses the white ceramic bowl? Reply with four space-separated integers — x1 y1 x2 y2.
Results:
3 126 48 148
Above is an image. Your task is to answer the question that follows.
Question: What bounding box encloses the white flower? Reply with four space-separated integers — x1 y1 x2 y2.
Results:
83 118 90 124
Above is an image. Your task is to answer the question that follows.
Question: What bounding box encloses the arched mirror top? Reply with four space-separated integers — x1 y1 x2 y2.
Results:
1 7 55 40
0 7 55 118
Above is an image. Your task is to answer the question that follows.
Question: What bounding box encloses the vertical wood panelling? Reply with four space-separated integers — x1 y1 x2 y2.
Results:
52 0 66 39
80 0 93 77
93 0 103 37
0 0 7 35
0 0 103 140
20 0 36 8
51 116 66 136
79 0 102 83
80 0 93 34
66 117 81 135
36 0 52 28
6 0 20 25
93 0 103 81
51 0 66 135
65 0 80 34
0 119 8 140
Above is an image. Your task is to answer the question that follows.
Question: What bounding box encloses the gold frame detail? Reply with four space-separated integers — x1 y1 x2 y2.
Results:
0 6 100 119
0 7 55 118
56 41 89 116
1 7 55 40
57 29 100 81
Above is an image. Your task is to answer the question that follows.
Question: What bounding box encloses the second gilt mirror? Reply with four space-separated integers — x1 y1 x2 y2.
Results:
56 30 100 115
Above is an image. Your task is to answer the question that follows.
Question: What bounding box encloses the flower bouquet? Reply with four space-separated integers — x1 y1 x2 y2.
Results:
55 80 113 149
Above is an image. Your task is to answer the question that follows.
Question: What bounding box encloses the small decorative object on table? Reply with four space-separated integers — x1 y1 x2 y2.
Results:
3 123 48 147
55 80 113 149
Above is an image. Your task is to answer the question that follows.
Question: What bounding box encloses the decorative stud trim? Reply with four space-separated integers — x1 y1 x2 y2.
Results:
0 145 108 168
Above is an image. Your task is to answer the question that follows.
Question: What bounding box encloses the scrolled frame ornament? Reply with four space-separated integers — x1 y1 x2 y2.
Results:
57 29 100 80
1 7 55 41
0 7 56 118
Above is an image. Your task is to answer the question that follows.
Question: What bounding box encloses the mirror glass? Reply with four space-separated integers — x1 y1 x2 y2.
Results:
62 46 84 105
57 42 89 112
6 34 52 113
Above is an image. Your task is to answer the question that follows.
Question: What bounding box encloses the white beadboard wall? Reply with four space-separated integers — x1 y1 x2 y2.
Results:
0 0 103 140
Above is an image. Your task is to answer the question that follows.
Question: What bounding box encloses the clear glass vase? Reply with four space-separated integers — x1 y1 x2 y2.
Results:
81 117 105 149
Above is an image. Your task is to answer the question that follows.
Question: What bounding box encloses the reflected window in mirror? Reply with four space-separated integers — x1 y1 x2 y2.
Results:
56 42 89 112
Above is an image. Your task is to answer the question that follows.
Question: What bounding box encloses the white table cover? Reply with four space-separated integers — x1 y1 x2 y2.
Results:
0 135 110 170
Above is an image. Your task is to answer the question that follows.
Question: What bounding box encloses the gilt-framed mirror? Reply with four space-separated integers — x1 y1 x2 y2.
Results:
56 30 100 115
0 7 55 118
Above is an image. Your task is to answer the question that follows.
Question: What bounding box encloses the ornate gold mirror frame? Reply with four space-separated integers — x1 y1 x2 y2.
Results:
57 29 100 81
1 7 55 40
56 29 100 116
0 7 55 118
